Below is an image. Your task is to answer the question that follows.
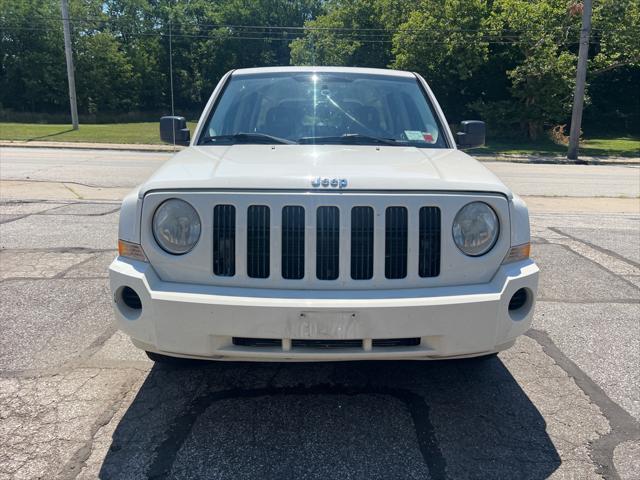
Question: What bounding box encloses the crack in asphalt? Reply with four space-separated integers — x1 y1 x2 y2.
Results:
0 323 118 379
53 252 102 279
0 248 116 283
527 329 640 480
547 242 640 292
57 374 141 480
0 203 70 225
550 227 640 269
146 382 448 480
0 202 120 225
2 177 131 189
0 247 116 254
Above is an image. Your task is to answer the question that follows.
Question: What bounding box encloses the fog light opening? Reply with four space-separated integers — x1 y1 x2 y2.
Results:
116 286 142 320
509 288 528 311
122 287 142 309
508 288 533 322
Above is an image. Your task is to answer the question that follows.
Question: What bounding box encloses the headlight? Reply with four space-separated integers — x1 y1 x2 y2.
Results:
452 202 499 256
152 199 201 254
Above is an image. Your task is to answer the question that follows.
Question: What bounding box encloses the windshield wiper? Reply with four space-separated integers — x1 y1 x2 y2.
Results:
297 134 401 146
200 132 295 145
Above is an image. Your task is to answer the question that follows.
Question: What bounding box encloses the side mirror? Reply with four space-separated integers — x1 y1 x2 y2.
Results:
456 120 485 149
160 116 190 146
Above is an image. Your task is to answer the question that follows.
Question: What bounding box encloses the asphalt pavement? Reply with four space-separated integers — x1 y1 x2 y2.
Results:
0 147 639 479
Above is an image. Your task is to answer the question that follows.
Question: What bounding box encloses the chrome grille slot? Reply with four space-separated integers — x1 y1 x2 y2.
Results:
281 206 305 280
385 206 408 279
351 206 374 280
247 205 270 278
419 206 441 277
213 204 235 276
316 206 340 280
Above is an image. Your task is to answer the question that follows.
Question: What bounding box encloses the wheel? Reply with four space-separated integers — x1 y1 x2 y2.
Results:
145 351 199 366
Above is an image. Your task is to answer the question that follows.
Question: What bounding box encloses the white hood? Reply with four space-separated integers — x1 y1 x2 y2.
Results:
139 145 511 197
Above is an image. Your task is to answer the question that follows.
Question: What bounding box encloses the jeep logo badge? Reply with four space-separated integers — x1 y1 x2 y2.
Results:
311 177 348 189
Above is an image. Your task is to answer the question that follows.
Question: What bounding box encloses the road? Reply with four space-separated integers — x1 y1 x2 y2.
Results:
0 147 639 479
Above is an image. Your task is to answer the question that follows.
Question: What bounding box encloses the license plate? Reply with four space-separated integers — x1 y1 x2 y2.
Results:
288 311 359 339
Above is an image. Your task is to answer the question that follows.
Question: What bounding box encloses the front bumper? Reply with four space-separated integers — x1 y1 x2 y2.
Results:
109 258 538 361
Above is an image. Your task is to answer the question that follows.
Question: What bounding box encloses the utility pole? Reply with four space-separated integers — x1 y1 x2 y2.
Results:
567 0 593 161
61 0 79 130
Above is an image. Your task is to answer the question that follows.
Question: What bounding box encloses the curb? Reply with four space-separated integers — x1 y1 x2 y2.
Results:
0 140 181 153
473 154 639 166
1 140 637 164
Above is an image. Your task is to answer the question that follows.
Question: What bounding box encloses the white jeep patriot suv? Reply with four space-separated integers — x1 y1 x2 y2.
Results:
109 66 538 363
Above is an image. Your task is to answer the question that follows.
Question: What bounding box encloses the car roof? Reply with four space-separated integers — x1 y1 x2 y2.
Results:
231 66 416 78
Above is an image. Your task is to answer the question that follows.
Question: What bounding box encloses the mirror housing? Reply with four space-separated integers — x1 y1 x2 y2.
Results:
160 116 190 146
456 120 485 149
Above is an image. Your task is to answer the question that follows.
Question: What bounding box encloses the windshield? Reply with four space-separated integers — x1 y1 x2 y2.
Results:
199 72 448 148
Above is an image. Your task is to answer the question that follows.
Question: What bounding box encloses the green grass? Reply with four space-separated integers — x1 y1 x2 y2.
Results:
0 122 196 145
469 136 640 157
1 122 638 156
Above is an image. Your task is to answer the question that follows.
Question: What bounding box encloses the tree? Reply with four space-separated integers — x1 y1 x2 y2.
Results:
468 0 582 139
75 32 138 114
391 0 490 123
0 0 67 113
290 0 399 67
591 0 640 75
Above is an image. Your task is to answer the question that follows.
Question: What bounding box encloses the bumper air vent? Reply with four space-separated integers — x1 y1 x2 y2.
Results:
373 338 420 347
292 339 363 349
232 337 282 348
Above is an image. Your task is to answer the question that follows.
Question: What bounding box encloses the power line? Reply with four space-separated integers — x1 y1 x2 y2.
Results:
21 16 601 34
0 26 587 45
22 11 636 33
0 23 587 41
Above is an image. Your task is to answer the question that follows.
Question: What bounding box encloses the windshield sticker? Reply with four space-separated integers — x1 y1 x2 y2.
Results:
404 130 425 141
405 130 437 143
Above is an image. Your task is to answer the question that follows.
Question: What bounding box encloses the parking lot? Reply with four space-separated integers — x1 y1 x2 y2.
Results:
1 148 639 479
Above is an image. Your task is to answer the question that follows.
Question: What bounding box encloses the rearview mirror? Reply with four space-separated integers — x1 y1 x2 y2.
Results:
456 120 485 149
160 116 190 146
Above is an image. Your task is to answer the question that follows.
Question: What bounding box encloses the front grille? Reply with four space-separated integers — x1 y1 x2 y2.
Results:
247 205 270 278
232 337 421 350
316 206 340 280
212 203 441 283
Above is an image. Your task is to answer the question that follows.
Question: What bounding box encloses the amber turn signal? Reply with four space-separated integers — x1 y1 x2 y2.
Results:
502 243 530 264
118 240 148 262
